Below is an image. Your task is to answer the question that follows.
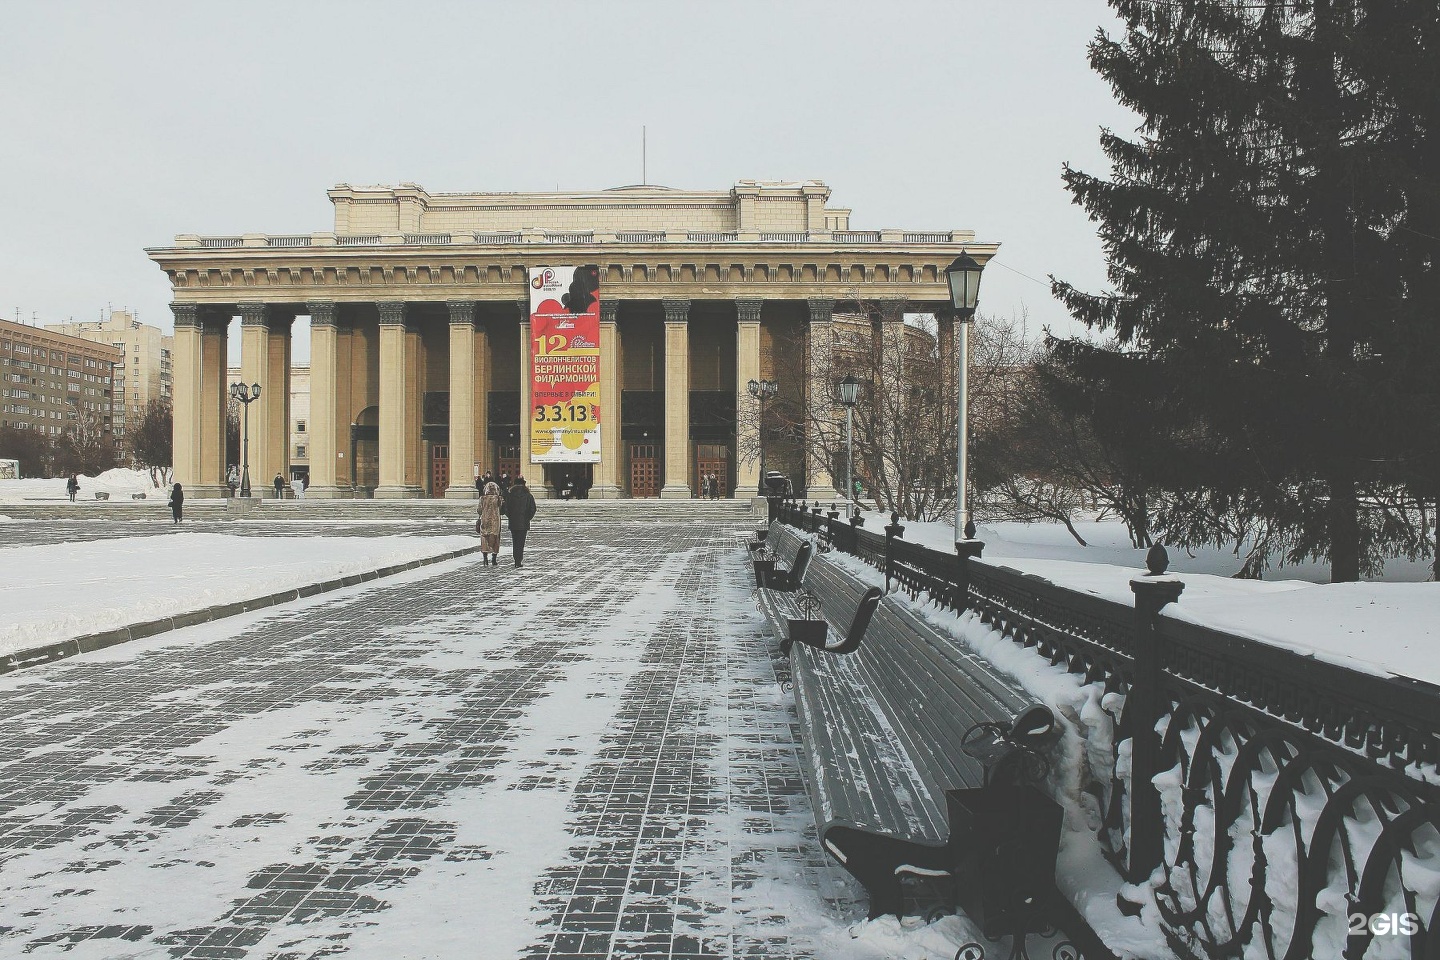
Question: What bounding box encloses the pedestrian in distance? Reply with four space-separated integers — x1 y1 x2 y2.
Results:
477 481 503 566
168 482 184 524
504 475 537 568
498 471 511 496
273 473 284 499
66 474 79 503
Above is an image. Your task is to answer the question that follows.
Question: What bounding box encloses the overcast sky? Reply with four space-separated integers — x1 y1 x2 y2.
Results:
0 0 1135 362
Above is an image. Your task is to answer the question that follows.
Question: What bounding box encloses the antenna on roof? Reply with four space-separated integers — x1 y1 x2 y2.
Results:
642 125 647 185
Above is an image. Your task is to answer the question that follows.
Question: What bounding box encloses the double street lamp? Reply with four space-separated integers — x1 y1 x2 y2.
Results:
836 375 861 506
945 251 985 546
229 381 262 498
747 378 779 495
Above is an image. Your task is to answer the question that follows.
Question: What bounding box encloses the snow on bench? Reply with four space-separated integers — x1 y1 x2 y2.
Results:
753 524 1066 931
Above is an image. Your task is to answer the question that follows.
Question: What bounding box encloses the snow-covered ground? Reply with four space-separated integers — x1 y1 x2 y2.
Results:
0 533 474 657
0 466 163 501
845 509 1435 583
829 510 1440 685
1 522 1002 960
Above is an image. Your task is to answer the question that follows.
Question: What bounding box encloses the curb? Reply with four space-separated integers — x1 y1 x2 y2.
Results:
0 545 486 676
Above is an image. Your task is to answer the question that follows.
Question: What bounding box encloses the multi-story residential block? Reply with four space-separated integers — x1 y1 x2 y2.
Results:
0 318 120 438
47 310 174 442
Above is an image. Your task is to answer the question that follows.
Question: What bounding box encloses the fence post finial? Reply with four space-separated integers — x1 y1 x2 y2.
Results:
1145 543 1170 576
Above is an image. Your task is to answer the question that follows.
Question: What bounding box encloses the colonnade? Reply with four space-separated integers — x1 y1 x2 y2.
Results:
171 295 897 499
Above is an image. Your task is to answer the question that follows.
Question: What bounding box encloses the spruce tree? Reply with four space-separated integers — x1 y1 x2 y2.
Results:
1052 0 1429 581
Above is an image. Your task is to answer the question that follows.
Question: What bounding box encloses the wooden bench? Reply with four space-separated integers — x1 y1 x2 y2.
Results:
758 521 814 585
760 539 812 591
751 522 814 591
756 548 1062 927
756 572 882 655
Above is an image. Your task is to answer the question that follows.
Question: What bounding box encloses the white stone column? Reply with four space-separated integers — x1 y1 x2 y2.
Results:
735 298 763 497
266 308 294 491
170 303 203 491
591 299 624 499
238 302 274 494
445 300 478 498
660 298 692 499
375 300 421 497
306 301 346 497
805 297 836 496
200 311 229 496
405 318 423 492
474 315 489 486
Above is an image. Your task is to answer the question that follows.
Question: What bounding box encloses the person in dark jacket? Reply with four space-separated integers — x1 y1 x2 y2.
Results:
503 476 537 568
169 482 184 524
66 475 79 502
273 473 285 499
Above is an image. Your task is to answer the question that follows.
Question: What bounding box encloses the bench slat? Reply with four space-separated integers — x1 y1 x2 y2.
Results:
794 645 946 840
855 624 999 793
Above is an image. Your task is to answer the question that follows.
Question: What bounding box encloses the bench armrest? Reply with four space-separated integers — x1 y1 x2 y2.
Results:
819 587 882 654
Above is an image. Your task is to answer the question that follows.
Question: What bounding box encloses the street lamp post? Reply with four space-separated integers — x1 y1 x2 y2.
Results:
230 381 262 498
836 375 861 507
945 251 985 547
747 377 778 495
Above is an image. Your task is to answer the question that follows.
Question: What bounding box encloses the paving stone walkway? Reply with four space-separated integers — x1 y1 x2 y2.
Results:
0 520 864 959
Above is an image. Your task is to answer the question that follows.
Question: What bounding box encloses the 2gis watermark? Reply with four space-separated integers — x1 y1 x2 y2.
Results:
1348 912 1421 937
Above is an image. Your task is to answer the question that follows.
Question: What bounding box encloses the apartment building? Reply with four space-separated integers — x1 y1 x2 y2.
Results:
47 310 174 442
0 318 120 437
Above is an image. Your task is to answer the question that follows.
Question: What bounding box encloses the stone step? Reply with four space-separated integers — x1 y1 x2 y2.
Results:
0 498 762 522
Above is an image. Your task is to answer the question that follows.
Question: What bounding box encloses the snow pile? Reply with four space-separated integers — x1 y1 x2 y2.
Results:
824 510 1438 683
1171 582 1440 686
0 466 162 501
814 533 1438 956
841 508 1436 583
0 532 475 656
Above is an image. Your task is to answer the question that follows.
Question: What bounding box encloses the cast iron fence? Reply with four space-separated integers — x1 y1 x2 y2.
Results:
773 498 1440 960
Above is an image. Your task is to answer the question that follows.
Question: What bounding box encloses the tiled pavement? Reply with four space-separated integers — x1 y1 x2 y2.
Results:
0 520 865 959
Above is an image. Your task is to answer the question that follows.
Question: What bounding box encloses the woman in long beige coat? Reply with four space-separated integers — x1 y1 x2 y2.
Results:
478 481 503 565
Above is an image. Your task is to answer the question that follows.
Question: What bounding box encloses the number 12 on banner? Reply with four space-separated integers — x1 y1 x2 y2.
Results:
534 403 591 423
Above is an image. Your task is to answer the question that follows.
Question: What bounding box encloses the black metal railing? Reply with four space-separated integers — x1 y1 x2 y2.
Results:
771 499 1440 960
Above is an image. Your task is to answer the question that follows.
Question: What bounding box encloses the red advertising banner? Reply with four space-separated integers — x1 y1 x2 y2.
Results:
528 265 601 464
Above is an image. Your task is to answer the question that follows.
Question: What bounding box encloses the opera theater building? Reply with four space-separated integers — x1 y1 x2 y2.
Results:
148 181 994 498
